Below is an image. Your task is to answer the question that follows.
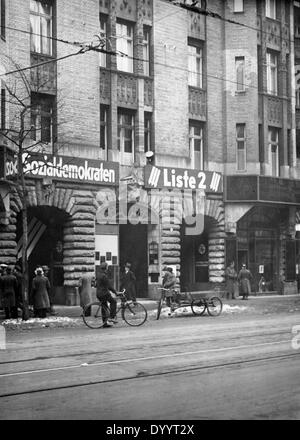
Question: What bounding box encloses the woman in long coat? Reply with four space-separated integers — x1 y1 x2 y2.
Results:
238 264 253 300
31 268 50 318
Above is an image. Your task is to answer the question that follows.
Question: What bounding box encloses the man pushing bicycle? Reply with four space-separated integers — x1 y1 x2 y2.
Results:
96 262 118 327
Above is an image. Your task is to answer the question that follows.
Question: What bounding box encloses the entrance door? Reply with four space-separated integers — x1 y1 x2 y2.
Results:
119 224 148 297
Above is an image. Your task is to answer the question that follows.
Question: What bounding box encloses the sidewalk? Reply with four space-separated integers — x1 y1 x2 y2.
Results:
1 294 299 330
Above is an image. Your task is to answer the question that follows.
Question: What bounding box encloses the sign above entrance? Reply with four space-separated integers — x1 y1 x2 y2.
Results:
144 165 223 193
6 153 119 186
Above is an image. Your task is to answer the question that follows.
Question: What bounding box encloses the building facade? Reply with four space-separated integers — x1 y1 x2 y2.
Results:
0 0 299 303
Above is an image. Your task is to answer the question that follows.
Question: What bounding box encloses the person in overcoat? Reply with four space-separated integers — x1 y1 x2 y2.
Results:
238 264 253 300
120 262 137 303
225 261 238 299
31 268 51 318
96 262 117 327
0 266 18 319
78 267 94 316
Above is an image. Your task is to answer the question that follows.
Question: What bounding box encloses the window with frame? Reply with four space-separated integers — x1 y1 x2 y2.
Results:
235 56 245 91
143 26 151 76
99 14 107 68
236 124 246 171
31 93 54 144
1 87 5 130
144 112 152 153
100 105 109 151
0 0 5 40
189 121 204 170
118 109 135 163
233 0 244 12
268 127 279 177
266 0 276 19
30 0 52 55
116 21 134 73
188 41 203 88
266 50 278 95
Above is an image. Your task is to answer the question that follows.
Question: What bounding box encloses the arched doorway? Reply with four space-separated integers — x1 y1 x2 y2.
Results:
16 206 70 304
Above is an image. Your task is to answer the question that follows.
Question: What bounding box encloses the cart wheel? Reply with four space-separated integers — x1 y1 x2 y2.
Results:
207 297 223 316
191 299 206 316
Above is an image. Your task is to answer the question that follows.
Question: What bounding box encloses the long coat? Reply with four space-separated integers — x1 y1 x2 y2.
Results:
238 268 253 295
31 275 51 309
120 270 137 300
78 273 94 307
0 274 17 308
225 266 238 297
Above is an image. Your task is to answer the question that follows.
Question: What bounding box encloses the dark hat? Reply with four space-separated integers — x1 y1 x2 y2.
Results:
167 267 173 273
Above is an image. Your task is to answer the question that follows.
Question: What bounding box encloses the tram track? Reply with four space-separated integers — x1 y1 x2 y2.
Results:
0 350 299 399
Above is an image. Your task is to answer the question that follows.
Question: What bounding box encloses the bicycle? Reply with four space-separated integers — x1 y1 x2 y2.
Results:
82 290 148 329
156 288 223 319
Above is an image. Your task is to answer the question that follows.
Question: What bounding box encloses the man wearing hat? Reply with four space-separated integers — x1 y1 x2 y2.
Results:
162 266 177 311
237 263 253 300
0 266 18 319
120 262 137 303
96 262 118 327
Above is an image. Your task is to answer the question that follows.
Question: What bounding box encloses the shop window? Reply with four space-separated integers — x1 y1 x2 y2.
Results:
116 20 134 73
30 0 53 55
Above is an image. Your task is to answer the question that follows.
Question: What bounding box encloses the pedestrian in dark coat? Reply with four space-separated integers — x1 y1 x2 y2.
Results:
96 262 117 327
0 267 18 319
31 268 51 318
238 264 253 300
78 267 94 316
225 261 238 299
13 265 23 308
120 262 137 303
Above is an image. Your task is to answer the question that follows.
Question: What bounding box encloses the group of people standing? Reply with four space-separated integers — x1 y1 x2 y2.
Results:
0 263 54 320
225 261 253 300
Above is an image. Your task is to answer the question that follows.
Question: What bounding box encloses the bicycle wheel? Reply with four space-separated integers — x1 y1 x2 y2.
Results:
123 302 147 326
156 295 164 320
82 302 109 329
191 299 206 316
206 297 223 316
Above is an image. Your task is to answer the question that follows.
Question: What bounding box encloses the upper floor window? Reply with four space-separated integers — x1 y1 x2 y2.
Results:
0 0 5 40
266 0 276 20
268 127 279 176
236 123 246 171
31 93 54 144
189 120 204 170
116 21 134 73
143 26 151 76
100 105 109 151
233 0 244 13
99 15 107 68
118 109 135 164
235 56 245 91
266 50 278 95
144 112 152 153
30 0 53 55
188 41 203 88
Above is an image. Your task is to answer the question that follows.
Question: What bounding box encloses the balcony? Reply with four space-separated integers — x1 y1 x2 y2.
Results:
189 87 206 120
